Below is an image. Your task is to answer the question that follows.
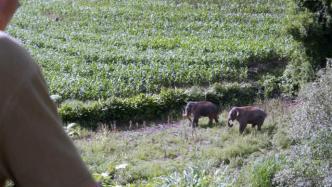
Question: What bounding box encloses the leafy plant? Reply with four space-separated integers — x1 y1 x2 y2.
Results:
273 64 332 186
287 0 332 67
58 83 257 124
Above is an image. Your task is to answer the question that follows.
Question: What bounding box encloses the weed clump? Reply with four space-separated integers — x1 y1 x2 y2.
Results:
236 156 284 187
272 66 332 186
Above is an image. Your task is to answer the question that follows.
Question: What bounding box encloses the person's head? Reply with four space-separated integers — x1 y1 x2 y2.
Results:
0 0 19 30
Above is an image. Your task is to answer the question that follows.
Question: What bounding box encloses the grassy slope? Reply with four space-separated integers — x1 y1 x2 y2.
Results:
71 100 290 186
3 1 328 186
9 0 295 100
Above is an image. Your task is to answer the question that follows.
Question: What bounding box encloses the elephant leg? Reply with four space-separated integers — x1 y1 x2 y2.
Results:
208 117 213 125
187 116 192 123
258 119 265 131
257 122 263 131
251 124 256 128
193 117 199 128
214 115 219 123
187 116 192 127
239 123 247 134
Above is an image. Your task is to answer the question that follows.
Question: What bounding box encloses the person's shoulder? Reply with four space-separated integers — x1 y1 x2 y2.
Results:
0 31 23 47
0 31 27 59
0 31 39 80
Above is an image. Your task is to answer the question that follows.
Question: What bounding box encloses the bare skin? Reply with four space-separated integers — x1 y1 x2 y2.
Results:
0 0 19 30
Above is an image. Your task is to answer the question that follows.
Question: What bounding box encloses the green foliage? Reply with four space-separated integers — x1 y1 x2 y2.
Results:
59 100 105 124
10 0 299 100
279 52 314 95
220 133 271 159
272 130 291 149
74 104 285 186
7 0 320 112
58 84 257 124
259 75 280 98
250 157 283 187
70 100 292 185
236 156 283 187
159 167 211 187
273 66 332 186
289 65 332 141
251 159 280 187
206 83 258 107
287 0 332 67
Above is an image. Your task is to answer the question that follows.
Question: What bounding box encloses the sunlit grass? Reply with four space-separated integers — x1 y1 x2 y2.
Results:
73 99 290 185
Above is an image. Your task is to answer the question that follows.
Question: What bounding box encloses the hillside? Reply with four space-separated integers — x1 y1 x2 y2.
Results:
73 99 288 186
11 0 299 99
62 66 332 186
8 0 312 124
4 0 331 186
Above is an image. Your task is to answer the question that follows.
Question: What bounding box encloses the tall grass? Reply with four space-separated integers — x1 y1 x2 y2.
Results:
72 98 290 186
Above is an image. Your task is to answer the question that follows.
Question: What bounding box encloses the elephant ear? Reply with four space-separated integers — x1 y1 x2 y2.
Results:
230 107 239 118
236 109 240 117
185 102 195 113
229 107 239 119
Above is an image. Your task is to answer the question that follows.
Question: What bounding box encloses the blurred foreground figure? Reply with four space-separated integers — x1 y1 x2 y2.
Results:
0 0 98 186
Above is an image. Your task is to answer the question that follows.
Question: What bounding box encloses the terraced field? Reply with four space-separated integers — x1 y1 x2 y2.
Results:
4 1 330 186
9 0 296 100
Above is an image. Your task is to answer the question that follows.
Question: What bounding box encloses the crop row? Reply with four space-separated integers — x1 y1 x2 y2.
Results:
9 0 296 100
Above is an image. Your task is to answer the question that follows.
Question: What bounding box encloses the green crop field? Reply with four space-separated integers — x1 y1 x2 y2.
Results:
9 0 297 100
4 0 331 186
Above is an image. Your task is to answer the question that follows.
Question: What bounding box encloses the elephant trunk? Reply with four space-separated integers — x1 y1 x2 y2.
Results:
183 110 192 122
228 119 233 127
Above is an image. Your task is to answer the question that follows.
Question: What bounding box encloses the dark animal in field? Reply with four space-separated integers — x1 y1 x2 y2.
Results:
227 106 267 134
183 101 219 128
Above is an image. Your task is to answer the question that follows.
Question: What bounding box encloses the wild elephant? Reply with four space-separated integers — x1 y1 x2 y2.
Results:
228 106 267 134
183 101 219 128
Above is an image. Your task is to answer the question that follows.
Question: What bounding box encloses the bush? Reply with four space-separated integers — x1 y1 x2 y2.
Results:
259 75 280 98
250 158 282 187
279 53 314 96
159 167 211 187
272 65 332 186
58 83 257 126
289 65 332 141
236 156 283 187
279 0 332 96
287 0 332 67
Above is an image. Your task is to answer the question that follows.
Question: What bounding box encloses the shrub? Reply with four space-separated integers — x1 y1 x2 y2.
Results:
272 64 332 186
259 75 280 98
58 83 257 126
280 0 332 96
272 130 291 149
289 65 332 141
159 167 211 187
236 156 283 187
250 158 282 187
287 0 332 67
279 48 314 96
